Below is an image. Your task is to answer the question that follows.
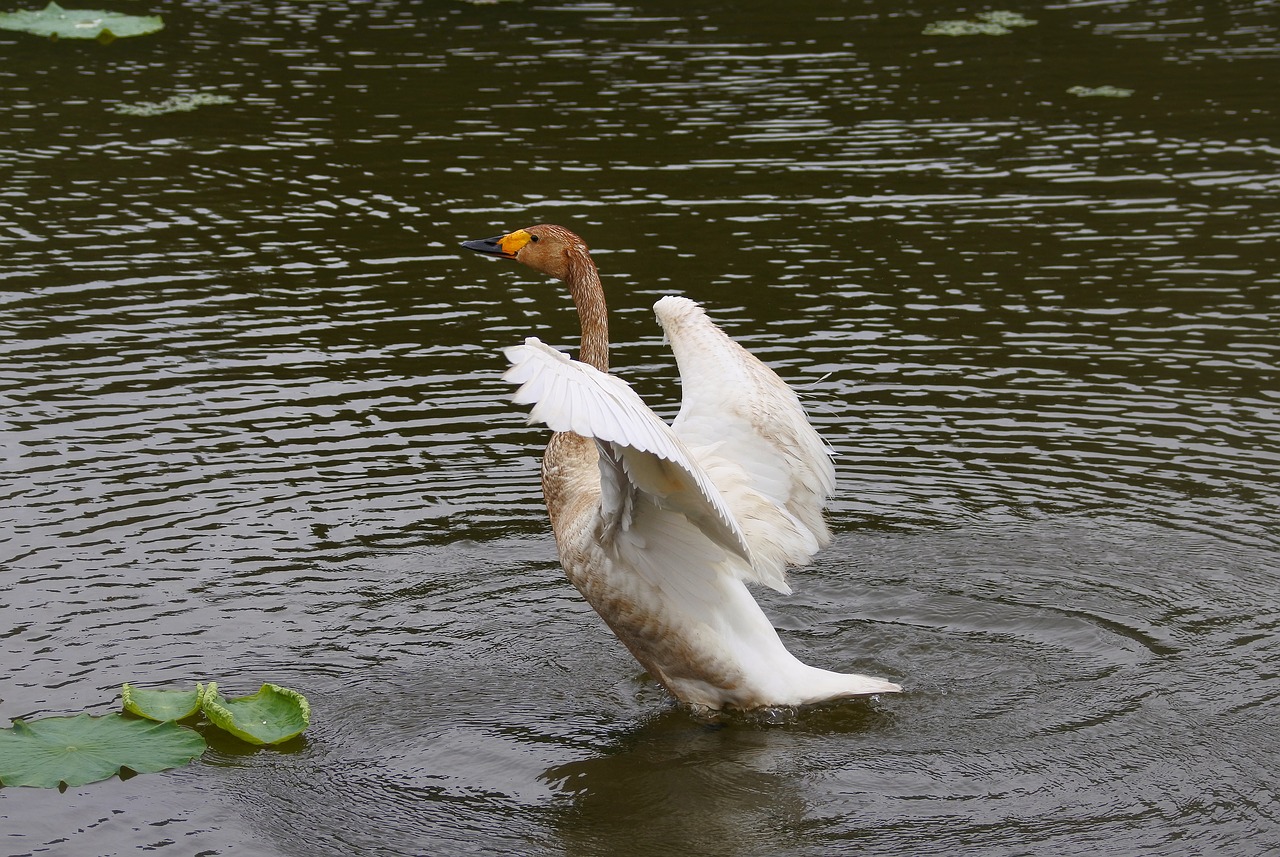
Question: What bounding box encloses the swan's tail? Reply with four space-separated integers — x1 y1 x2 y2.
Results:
801 666 902 704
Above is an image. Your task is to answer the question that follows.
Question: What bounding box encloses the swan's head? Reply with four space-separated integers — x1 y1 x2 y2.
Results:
462 224 589 281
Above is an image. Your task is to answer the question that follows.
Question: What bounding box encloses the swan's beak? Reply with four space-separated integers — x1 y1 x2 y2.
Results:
461 235 513 258
462 229 532 259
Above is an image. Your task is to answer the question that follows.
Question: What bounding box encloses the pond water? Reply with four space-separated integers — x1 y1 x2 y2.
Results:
2 1 1278 854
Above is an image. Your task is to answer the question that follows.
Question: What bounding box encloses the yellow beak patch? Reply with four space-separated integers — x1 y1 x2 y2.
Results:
498 229 533 255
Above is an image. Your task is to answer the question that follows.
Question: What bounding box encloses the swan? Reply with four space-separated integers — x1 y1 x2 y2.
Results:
462 224 901 711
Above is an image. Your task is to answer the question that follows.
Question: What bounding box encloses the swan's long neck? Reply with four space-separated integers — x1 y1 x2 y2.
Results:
563 250 608 372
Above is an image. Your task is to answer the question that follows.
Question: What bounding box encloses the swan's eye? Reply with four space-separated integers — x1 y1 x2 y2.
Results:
529 235 539 243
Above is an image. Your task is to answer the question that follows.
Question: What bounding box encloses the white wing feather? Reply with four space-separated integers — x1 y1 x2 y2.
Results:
503 338 751 563
654 295 836 593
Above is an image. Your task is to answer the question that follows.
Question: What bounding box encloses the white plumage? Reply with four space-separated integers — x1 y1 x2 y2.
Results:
464 225 901 710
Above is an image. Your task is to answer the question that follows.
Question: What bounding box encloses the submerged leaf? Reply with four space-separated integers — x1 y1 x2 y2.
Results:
924 20 1008 36
121 683 204 722
975 11 1037 28
924 10 1036 36
1067 85 1135 98
199 683 310 746
0 714 205 789
0 2 163 41
114 92 235 117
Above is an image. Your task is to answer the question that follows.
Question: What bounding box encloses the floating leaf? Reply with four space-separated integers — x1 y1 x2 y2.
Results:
924 10 1036 36
975 11 1036 28
924 20 1009 36
114 92 235 117
200 683 310 746
0 2 164 42
0 714 205 789
1067 85 1135 98
121 683 204 722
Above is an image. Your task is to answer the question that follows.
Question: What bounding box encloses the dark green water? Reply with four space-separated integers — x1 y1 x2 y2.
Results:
2 1 1278 854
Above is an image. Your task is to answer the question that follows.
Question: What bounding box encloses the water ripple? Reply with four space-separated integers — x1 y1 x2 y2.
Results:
2 1 1277 854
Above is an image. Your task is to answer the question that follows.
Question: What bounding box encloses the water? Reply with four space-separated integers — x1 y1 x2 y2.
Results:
2 1 1278 854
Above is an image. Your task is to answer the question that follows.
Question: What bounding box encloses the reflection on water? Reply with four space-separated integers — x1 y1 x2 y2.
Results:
545 711 815 856
2 1 1278 854
547 523 1278 856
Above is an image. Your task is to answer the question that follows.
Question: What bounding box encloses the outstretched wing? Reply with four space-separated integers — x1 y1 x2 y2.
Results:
654 296 837 592
503 337 751 564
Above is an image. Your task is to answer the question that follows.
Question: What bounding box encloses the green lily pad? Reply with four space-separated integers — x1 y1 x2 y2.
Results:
0 714 206 789
924 19 1009 36
121 683 203 722
924 10 1036 36
114 92 236 117
975 11 1036 28
1067 85 1135 98
0 2 164 43
199 683 310 746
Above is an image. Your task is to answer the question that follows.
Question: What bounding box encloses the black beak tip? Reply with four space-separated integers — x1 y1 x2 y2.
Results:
461 236 509 256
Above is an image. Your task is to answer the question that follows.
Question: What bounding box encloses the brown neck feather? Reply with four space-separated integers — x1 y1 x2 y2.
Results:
564 247 609 372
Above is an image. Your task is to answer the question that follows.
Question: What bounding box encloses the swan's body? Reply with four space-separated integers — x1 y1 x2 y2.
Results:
463 224 900 710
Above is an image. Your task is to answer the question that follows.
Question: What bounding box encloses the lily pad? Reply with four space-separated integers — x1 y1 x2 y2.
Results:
121 683 203 722
1067 85 1135 98
0 714 206 789
0 2 164 43
924 19 1008 36
975 11 1036 28
924 10 1036 36
199 683 310 746
114 92 236 117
